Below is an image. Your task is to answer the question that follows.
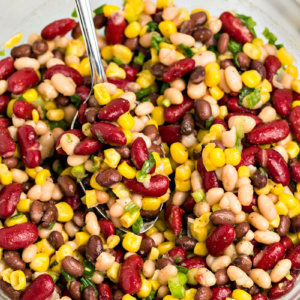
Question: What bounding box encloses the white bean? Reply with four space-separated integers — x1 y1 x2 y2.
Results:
209 16 222 34
37 51 54 65
95 252 115 271
187 81 206 99
150 232 165 246
191 170 203 192
218 69 231 94
67 155 89 167
170 33 195 47
222 127 236 148
170 78 186 91
60 133 80 155
22 244 37 263
135 102 154 116
196 268 216 287
131 117 145 133
193 202 210 217
162 5 179 20
270 259 292 283
164 87 183 105
39 131 55 160
206 188 224 206
228 116 256 133
86 212 100 236
51 74 76 96
225 66 243 92
181 133 197 148
258 106 277 123
158 265 178 285
210 256 231 272
11 169 28 184
143 0 156 15
219 192 241 215
64 221 79 238
236 240 254 255
248 212 269 231
238 184 253 206
159 48 177 66
38 80 58 100
258 194 277 221
254 230 280 244
222 165 238 192
227 266 253 288
40 180 55 202
193 51 216 67
273 146 288 163
249 269 271 289
143 260 155 278
0 80 8 95
46 58 65 69
14 57 40 70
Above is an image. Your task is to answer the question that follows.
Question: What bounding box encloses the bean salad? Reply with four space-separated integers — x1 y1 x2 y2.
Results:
0 1 300 300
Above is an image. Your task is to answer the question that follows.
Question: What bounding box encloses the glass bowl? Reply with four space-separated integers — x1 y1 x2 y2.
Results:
0 0 300 299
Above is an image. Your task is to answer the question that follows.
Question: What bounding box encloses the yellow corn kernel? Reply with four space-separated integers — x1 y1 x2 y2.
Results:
277 47 295 66
149 279 161 291
111 88 124 100
175 8 190 27
101 46 113 61
46 108 64 121
1 171 12 185
158 241 175 255
104 148 121 169
252 38 263 47
218 105 228 120
163 296 177 300
147 247 159 260
150 47 159 64
137 279 152 298
121 129 132 145
117 112 135 130
106 62 126 79
146 226 158 237
170 142 188 164
287 232 299 245
89 172 104 191
175 51 185 60
57 244 73 262
232 289 252 300
29 253 49 272
191 223 207 242
205 62 220 72
13 146 20 159
175 179 191 192
43 100 57 111
4 32 22 48
10 270 26 290
292 100 300 108
23 88 38 103
106 235 120 249
278 193 298 209
35 169 51 185
202 143 216 171
292 80 300 94
113 45 133 64
112 183 131 198
122 232 142 252
65 40 84 57
122 295 136 300
270 183 284 196
209 86 224 101
125 21 141 39
159 42 176 50
238 166 250 178
161 158 173 176
25 167 38 179
205 68 221 87
275 200 289 216
6 99 16 118
194 242 208 256
120 211 140 228
142 198 161 211
182 289 197 300
107 262 121 283
212 204 221 212
74 232 91 248
269 214 280 228
103 4 119 17
254 184 270 195
241 70 262 88
175 164 191 181
289 203 300 218
209 148 225 168
79 57 91 76
224 148 241 166
158 21 177 39
151 106 165 126
286 65 298 80
5 214 28 227
1 268 13 283
152 152 161 168
118 162 136 179
49 254 61 272
68 62 80 71
85 189 97 208
157 0 173 9
210 124 225 141
16 198 32 213
35 239 55 256
55 202 74 222
243 43 262 60
261 92 271 104
155 220 168 232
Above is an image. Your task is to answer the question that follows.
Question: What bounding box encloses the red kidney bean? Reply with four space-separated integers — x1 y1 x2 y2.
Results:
124 66 138 81
0 222 38 250
246 119 289 145
74 137 104 156
97 283 112 300
90 122 126 147
206 225 235 257
13 100 38 120
267 273 296 299
164 95 194 123
289 106 300 143
218 94 230 106
162 59 195 82
119 254 143 294
98 219 115 240
285 244 300 270
98 98 130 122
17 125 41 168
41 18 76 40
78 103 88 124
252 242 285 270
131 137 155 174
0 94 10 114
0 128 16 158
168 247 187 263
219 12 253 44
280 236 293 250
8 68 39 94
180 256 207 269
242 195 257 213
115 248 124 264
0 117 10 128
212 118 228 130
210 287 232 300
159 125 182 145
252 295 268 300
0 183 22 219
21 274 54 300
56 129 85 155
181 196 196 213
105 13 127 45
226 97 258 115
265 55 282 87
236 146 260 168
123 175 169 197
225 112 262 127
0 57 15 80
64 190 82 211
290 158 300 182
164 204 185 236
293 91 300 101
272 88 293 117
76 85 90 102
256 148 290 186
44 65 84 86
197 158 221 192
107 78 130 91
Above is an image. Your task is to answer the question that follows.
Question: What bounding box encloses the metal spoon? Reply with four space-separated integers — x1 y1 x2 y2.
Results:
71 0 161 233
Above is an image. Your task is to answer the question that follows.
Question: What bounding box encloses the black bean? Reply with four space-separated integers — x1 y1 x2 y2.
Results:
52 49 64 60
124 38 138 51
235 222 250 241
113 290 124 300
42 205 58 228
143 125 158 142
191 11 207 26
2 157 18 169
69 280 82 300
73 210 86 228
4 251 25 271
32 40 48 56
175 235 197 251
220 59 234 69
83 285 97 300
277 215 291 236
85 235 103 263
155 258 174 270
57 175 77 197
195 287 212 300
139 237 155 257
48 231 64 250
24 269 32 281
181 113 195 135
56 95 69 107
252 169 268 189
86 107 100 123
190 66 205 84
217 33 230 54
215 268 229 286
251 60 267 80
193 26 212 42
233 255 252 274
179 20 195 35
236 52 251 70
194 99 212 121
62 256 84 277
148 145 164 157
11 44 32 58
72 22 82 39
0 280 21 300
93 14 107 29
151 63 166 78
96 169 122 188
290 215 300 233
140 209 160 219
30 200 44 224
115 146 131 159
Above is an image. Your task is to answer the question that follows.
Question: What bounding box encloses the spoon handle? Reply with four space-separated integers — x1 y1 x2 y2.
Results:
74 0 107 85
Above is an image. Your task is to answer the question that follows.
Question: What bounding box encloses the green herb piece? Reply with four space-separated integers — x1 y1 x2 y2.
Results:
134 52 145 65
90 166 100 172
236 13 257 38
61 269 75 282
9 213 24 220
113 57 122 66
205 116 214 129
132 216 144 234
80 277 98 296
70 93 82 108
83 260 96 277
16 95 26 101
177 44 195 59
0 49 5 56
207 45 218 58
136 152 155 180
94 4 106 15
140 97 152 103
259 167 267 175
275 44 284 50
238 86 254 105
49 222 56 230
162 98 171 107
71 164 87 181
49 120 67 130
71 9 78 18
96 132 105 144
234 137 243 153
246 87 261 109
160 82 170 94
151 33 166 51
48 272 59 283
228 39 243 54
175 266 189 274
233 53 240 68
286 271 293 281
249 251 254 256
178 229 183 239
81 196 86 205
142 290 156 300
66 133 72 143
191 189 205 203
168 274 186 299
124 201 141 215
136 86 152 100
49 261 58 268
262 27 277 45
146 21 159 32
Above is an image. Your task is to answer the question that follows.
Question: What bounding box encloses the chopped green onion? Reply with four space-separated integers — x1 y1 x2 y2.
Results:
162 98 171 107
238 86 254 105
124 201 141 215
151 33 166 51
49 120 67 130
49 261 58 268
286 271 293 281
246 87 261 109
249 251 254 256
9 213 24 220
259 167 267 175
262 27 277 45
70 93 82 108
132 216 144 234
71 9 78 18
136 152 156 181
160 82 170 94
93 4 106 15
80 277 98 295
113 57 123 66
83 260 96 277
66 134 72 143
96 132 105 144
141 290 156 300
175 266 189 274
168 274 186 299
0 49 5 56
177 43 195 58
228 39 243 54
49 222 56 230
61 269 75 282
134 52 145 65
146 21 159 32
48 272 59 283
205 116 214 129
90 166 100 172
275 44 284 50
140 97 153 103
234 137 243 153
236 13 257 38
16 95 26 101
71 164 87 181
191 189 205 203
136 87 152 100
